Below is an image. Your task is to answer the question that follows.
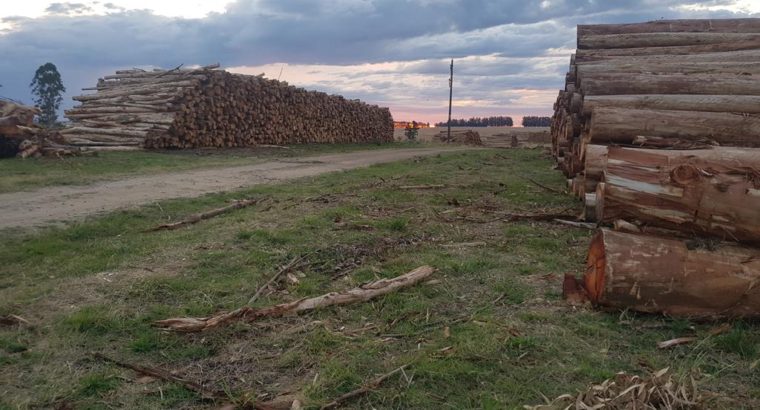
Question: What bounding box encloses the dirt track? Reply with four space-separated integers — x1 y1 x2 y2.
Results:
0 147 474 230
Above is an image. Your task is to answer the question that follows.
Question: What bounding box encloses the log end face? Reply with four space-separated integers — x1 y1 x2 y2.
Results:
584 230 607 304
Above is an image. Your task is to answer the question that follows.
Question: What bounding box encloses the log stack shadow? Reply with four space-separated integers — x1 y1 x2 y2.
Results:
64 64 394 150
552 18 760 318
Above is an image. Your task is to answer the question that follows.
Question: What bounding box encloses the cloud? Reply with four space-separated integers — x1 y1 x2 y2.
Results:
45 3 93 15
0 0 758 122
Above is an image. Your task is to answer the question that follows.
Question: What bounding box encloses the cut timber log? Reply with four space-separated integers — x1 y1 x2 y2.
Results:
575 39 760 60
579 74 760 96
575 49 760 65
588 107 760 146
577 19 760 37
594 146 760 243
579 32 760 49
585 229 760 318
581 95 760 115
574 61 760 78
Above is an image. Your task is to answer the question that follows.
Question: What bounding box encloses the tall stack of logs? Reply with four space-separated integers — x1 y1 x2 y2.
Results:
64 64 394 149
553 19 760 318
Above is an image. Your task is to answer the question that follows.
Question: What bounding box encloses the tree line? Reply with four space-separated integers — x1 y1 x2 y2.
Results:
435 116 513 127
521 116 551 127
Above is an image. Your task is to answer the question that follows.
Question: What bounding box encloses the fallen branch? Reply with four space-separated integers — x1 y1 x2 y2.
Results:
553 219 596 230
146 198 258 232
156 266 435 332
520 176 563 194
94 353 288 409
93 352 222 399
248 255 307 305
320 365 409 409
0 314 31 327
399 184 446 190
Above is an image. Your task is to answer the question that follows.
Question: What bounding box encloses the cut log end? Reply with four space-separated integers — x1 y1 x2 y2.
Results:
584 230 607 304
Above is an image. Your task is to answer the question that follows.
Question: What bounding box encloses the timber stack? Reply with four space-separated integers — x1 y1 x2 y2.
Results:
64 64 394 149
0 100 86 158
553 19 760 318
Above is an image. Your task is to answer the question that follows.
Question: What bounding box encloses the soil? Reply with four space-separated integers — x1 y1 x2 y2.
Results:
0 147 475 230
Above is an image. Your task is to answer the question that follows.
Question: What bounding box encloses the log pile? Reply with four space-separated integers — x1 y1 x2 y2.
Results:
0 100 89 158
553 19 760 318
64 64 394 149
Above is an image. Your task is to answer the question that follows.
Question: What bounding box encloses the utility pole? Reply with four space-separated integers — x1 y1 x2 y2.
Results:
447 58 453 141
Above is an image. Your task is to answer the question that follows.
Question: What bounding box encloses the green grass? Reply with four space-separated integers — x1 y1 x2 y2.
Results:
0 142 417 193
0 148 757 409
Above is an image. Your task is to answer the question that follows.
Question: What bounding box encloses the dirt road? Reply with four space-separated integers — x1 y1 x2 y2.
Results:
0 147 474 230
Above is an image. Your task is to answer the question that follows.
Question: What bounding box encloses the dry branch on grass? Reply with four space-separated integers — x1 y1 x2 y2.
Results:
525 368 703 410
0 314 30 327
94 353 221 400
320 365 410 409
94 353 290 409
155 266 434 332
398 184 446 190
248 255 308 305
520 176 563 194
146 198 259 232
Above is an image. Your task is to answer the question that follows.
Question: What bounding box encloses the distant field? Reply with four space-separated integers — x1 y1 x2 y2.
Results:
394 126 550 145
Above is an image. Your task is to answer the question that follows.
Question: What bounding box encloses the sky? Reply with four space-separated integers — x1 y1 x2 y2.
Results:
1 1 759 124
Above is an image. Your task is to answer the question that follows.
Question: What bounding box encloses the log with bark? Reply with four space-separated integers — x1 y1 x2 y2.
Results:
587 107 760 146
575 39 760 61
577 19 760 37
580 94 760 115
584 229 760 318
592 146 760 243
578 74 760 96
578 32 760 50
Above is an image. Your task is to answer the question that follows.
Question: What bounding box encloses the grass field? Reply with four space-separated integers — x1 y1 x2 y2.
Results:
0 148 758 409
0 142 413 194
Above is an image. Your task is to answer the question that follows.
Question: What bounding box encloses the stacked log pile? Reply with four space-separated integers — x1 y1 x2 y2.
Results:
64 64 394 149
0 100 87 158
552 19 760 318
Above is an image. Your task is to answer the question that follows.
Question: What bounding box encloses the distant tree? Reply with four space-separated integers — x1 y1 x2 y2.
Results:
435 116 513 127
30 63 66 126
521 116 551 127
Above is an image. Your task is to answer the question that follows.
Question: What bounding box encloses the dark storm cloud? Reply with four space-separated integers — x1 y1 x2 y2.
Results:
0 0 756 115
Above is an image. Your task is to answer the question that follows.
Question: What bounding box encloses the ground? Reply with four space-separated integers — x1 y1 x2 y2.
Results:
0 145 758 409
0 146 470 230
